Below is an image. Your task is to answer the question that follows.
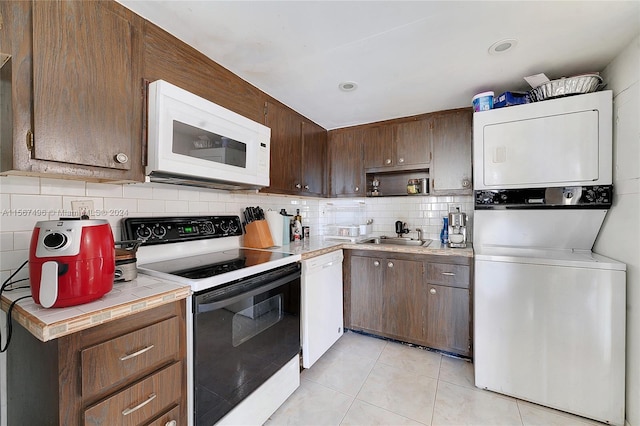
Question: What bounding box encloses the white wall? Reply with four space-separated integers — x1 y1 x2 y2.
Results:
596 35 640 426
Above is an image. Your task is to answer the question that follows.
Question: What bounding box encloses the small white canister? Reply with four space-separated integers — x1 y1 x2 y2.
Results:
472 91 494 112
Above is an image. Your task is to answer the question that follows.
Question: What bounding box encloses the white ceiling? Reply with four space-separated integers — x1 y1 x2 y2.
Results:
118 1 640 130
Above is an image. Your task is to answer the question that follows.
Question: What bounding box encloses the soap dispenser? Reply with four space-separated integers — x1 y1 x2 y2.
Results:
440 217 449 244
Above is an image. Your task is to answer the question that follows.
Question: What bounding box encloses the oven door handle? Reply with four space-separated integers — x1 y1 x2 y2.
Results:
196 272 300 314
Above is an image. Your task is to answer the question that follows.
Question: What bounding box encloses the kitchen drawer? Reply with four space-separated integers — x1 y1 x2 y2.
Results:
145 403 180 426
84 362 182 426
81 316 179 399
425 263 469 288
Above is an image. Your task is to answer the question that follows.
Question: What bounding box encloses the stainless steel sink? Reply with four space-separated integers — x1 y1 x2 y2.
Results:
359 237 432 247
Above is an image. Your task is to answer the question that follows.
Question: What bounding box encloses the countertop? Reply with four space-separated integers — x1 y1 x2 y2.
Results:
275 236 474 260
3 238 472 342
0 275 190 342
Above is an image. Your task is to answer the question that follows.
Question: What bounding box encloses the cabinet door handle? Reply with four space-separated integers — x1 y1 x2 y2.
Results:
122 393 156 416
373 260 380 266
385 158 392 165
304 184 309 190
295 183 302 189
387 262 394 268
441 272 455 276
355 186 360 192
398 157 405 164
430 288 436 295
119 344 154 361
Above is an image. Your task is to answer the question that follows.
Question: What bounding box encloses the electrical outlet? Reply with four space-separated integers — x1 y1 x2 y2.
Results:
71 200 94 217
448 204 462 213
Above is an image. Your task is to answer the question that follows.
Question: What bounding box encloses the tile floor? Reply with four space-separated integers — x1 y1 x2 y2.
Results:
266 331 603 426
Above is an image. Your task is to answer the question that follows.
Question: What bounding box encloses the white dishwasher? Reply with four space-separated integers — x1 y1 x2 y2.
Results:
301 250 344 368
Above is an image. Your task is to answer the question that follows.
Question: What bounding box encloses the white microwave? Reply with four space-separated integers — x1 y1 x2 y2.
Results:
473 90 612 190
146 80 271 190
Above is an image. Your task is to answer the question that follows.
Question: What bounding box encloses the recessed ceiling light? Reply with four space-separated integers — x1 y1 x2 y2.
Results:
339 81 358 92
488 39 518 55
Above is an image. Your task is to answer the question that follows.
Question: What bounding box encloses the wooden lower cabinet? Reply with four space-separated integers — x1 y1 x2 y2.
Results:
345 250 472 356
424 284 470 356
7 300 187 425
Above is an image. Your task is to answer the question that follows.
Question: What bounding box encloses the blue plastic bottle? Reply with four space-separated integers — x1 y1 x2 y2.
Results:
440 217 449 244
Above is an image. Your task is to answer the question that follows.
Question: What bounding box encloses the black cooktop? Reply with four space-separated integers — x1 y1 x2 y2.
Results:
141 248 295 279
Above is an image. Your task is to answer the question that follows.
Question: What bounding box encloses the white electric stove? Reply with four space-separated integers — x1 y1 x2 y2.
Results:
123 216 301 426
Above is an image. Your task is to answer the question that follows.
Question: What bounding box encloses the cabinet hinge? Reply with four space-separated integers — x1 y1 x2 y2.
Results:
0 11 4 30
26 130 34 151
263 102 268 116
429 122 434 130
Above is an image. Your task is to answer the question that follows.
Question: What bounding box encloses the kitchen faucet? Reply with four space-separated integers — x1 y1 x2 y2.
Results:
395 221 409 238
416 228 423 241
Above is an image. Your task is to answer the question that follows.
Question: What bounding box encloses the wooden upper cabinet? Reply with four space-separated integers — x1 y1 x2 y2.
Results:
363 118 432 171
264 101 302 193
301 120 327 196
262 101 326 196
363 126 393 169
431 109 472 194
1 0 144 181
31 1 142 175
328 128 364 197
394 118 432 167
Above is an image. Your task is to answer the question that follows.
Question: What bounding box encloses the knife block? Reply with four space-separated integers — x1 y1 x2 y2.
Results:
244 220 275 249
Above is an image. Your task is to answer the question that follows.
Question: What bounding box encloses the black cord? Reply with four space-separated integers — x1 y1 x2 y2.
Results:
1 260 28 293
1 295 31 353
1 260 31 352
2 277 29 291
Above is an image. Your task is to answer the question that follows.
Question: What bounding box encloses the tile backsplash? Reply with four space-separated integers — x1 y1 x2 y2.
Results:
0 175 473 282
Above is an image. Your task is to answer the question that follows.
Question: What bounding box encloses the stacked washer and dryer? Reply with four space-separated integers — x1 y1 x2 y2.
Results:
472 91 626 425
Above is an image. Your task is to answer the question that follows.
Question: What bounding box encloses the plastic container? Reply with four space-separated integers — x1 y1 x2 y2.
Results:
472 91 494 112
494 91 529 108
440 217 449 244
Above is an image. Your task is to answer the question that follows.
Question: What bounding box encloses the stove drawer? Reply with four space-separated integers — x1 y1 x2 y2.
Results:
81 316 180 399
84 362 182 425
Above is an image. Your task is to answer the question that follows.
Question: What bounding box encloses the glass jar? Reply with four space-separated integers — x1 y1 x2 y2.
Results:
407 179 420 194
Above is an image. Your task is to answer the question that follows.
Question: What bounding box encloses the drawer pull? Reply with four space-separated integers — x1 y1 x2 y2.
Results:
441 272 455 276
119 345 154 361
430 288 436 295
122 393 156 416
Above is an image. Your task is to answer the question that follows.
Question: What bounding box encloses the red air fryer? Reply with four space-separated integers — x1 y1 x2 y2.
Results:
29 219 115 308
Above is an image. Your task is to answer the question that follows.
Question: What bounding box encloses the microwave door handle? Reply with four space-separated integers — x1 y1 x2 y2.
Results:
196 272 300 314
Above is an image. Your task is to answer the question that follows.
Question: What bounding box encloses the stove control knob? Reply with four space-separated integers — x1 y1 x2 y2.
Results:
219 221 229 233
136 225 152 240
228 221 239 233
203 221 214 234
152 225 167 238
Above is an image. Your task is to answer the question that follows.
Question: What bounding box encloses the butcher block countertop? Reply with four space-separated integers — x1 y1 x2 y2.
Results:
0 275 190 342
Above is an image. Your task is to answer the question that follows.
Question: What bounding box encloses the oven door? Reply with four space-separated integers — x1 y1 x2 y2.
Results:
192 263 300 425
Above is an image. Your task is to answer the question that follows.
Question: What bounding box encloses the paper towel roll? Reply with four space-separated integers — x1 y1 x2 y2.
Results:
266 211 284 246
